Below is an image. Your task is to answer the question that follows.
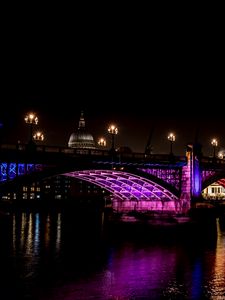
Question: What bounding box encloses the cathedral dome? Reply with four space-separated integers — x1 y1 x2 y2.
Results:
68 112 96 149
68 132 95 148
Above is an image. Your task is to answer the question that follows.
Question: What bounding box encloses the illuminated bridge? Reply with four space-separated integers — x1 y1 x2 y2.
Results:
0 143 225 214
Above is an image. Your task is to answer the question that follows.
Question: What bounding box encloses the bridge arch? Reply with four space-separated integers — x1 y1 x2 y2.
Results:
202 171 225 190
63 169 180 212
134 168 181 197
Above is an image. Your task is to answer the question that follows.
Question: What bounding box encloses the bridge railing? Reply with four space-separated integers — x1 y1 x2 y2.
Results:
201 156 225 166
1 143 225 163
0 143 188 166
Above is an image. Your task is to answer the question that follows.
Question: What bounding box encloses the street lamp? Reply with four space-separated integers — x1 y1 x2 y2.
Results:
24 112 38 144
33 131 44 142
218 150 225 159
98 137 106 148
168 132 176 155
108 124 118 151
211 138 218 158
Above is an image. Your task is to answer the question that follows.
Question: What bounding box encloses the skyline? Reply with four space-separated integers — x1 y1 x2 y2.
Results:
0 96 224 157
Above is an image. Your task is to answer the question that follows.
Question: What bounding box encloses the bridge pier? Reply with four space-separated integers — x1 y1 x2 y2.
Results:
180 143 203 214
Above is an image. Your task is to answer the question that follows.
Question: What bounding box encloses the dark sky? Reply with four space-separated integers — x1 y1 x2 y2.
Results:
1 13 224 157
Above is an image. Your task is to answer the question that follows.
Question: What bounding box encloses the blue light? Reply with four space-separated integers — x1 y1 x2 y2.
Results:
192 157 202 197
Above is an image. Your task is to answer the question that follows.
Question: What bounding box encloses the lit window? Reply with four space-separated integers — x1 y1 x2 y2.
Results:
23 193 27 199
30 193 35 199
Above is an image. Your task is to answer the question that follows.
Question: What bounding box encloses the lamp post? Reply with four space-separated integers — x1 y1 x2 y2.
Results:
168 132 175 155
211 138 218 158
33 131 44 142
218 150 225 159
108 124 118 151
24 112 38 144
98 137 106 148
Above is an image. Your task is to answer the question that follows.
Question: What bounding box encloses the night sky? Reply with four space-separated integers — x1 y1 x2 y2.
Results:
1 13 224 157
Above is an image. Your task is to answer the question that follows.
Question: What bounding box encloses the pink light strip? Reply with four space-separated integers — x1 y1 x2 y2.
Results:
63 170 178 202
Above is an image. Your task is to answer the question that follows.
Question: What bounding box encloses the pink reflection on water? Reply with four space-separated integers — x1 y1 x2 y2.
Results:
46 244 178 299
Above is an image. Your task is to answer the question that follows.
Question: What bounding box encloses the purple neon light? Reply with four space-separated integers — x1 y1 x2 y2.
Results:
63 170 178 202
202 170 216 183
139 168 181 190
192 158 202 197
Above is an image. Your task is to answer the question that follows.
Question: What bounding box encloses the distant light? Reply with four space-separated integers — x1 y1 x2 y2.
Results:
33 131 44 141
24 113 38 125
211 138 218 147
168 133 176 142
98 138 106 147
218 149 225 159
108 125 118 135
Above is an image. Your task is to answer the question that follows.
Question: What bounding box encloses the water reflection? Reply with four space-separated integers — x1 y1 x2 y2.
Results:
44 214 51 250
208 219 225 298
56 213 61 254
1 210 225 299
34 213 40 255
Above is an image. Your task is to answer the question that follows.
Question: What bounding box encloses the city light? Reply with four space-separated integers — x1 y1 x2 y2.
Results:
24 112 39 143
211 138 218 158
33 131 44 141
98 137 106 147
108 124 118 151
218 149 225 159
24 113 38 125
168 132 176 155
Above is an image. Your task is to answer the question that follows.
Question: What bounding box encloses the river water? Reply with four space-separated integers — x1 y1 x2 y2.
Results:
0 207 225 300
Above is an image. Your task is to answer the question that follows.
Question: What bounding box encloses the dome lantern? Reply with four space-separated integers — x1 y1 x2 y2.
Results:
68 111 96 149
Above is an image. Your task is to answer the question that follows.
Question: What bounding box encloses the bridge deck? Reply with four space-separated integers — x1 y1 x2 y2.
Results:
0 143 187 167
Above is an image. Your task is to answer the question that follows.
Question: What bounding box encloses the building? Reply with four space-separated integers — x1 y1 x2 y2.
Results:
68 111 96 149
202 182 225 200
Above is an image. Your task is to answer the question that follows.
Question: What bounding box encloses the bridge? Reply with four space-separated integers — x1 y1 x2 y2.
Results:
0 142 225 215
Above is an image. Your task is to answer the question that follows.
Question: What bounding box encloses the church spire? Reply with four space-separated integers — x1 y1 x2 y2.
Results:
78 111 85 130
68 110 95 149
